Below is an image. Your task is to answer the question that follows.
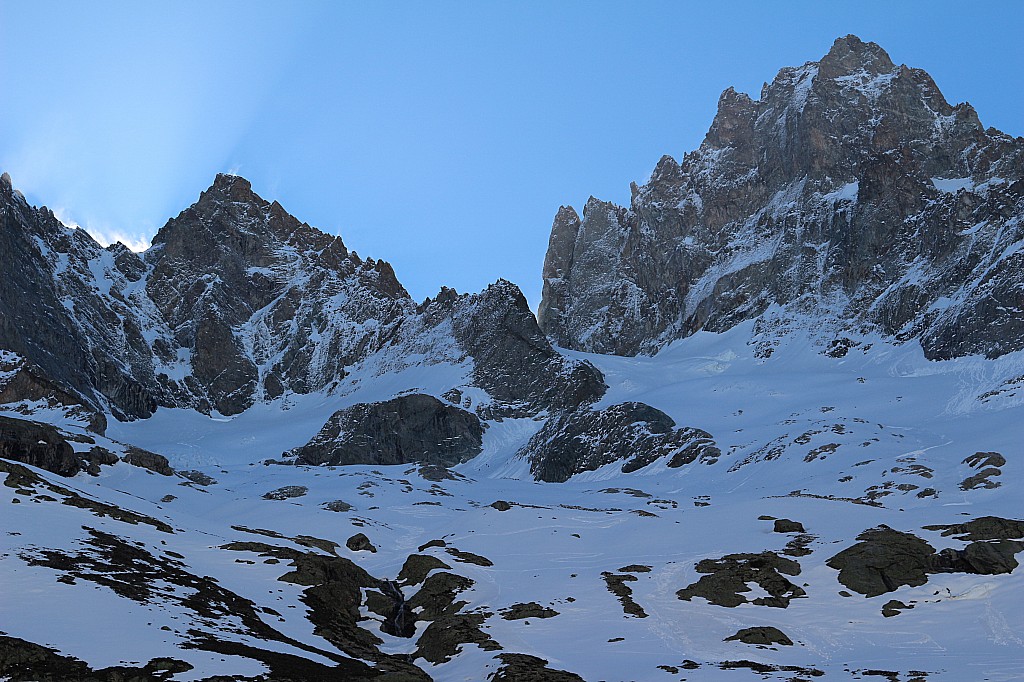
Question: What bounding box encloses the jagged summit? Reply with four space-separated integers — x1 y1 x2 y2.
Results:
155 173 335 251
209 171 252 192
0 171 601 424
821 34 895 75
539 36 1024 359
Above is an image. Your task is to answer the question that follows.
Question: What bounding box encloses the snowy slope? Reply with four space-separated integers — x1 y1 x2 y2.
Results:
3 325 1022 681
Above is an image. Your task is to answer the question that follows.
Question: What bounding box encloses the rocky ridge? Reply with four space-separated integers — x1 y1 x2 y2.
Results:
0 173 603 435
539 35 1024 359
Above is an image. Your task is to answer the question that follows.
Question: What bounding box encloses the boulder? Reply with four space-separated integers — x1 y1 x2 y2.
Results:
292 394 485 467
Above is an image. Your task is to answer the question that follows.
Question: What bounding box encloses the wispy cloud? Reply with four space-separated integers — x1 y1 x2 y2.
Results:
88 229 151 253
51 206 81 230
52 207 151 252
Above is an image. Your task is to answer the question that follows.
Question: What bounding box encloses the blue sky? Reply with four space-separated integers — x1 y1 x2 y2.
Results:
2 1 1022 307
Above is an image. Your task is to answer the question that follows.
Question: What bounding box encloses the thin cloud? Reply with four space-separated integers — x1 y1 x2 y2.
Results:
52 207 151 252
88 229 151 253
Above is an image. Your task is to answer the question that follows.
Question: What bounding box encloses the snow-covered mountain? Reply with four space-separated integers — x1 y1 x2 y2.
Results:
2 35 1023 682
0 171 602 422
539 35 1024 360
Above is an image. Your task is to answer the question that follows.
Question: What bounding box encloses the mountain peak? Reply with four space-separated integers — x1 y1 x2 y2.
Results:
540 35 1024 361
821 34 895 76
202 173 257 204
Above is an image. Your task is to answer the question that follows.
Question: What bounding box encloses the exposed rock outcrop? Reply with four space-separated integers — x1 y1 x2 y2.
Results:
291 394 485 467
519 401 719 482
0 415 80 477
827 525 1024 596
121 446 174 476
725 626 794 646
0 634 193 682
677 551 806 608
489 653 585 682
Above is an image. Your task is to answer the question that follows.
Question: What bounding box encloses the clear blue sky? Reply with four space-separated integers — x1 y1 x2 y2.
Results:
2 1 1021 308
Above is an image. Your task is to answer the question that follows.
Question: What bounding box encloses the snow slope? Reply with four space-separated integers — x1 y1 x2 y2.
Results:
3 324 1022 681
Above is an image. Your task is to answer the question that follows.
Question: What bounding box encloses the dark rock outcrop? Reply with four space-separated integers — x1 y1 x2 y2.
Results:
489 653 585 682
323 499 354 513
407 571 501 664
601 572 647 618
263 485 308 500
959 452 1005 490
0 415 80 477
346 533 377 553
219 540 430 679
924 516 1024 541
539 35 1024 360
291 394 485 467
499 602 559 620
677 551 806 608
398 554 451 586
826 527 937 596
121 446 174 476
881 599 914 617
0 634 193 682
827 525 1024 596
519 401 719 482
725 626 794 646
774 519 806 534
445 280 606 417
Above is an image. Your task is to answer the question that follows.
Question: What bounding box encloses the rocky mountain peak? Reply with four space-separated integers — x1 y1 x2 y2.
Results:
540 206 581 290
0 171 29 210
820 34 895 77
0 169 604 425
205 172 255 201
703 86 757 150
155 173 301 249
539 36 1024 360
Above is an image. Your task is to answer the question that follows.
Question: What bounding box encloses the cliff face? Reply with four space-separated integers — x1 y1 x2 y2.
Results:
0 171 159 421
0 174 603 425
539 35 1024 359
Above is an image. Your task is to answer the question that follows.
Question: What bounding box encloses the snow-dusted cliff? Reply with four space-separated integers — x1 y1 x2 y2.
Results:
539 35 1024 360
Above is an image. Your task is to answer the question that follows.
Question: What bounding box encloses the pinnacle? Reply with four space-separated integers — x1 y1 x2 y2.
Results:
208 172 254 197
193 173 263 213
821 34 895 75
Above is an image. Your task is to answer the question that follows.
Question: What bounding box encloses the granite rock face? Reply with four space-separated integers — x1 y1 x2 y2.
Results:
291 394 485 467
539 35 1024 359
0 174 603 430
